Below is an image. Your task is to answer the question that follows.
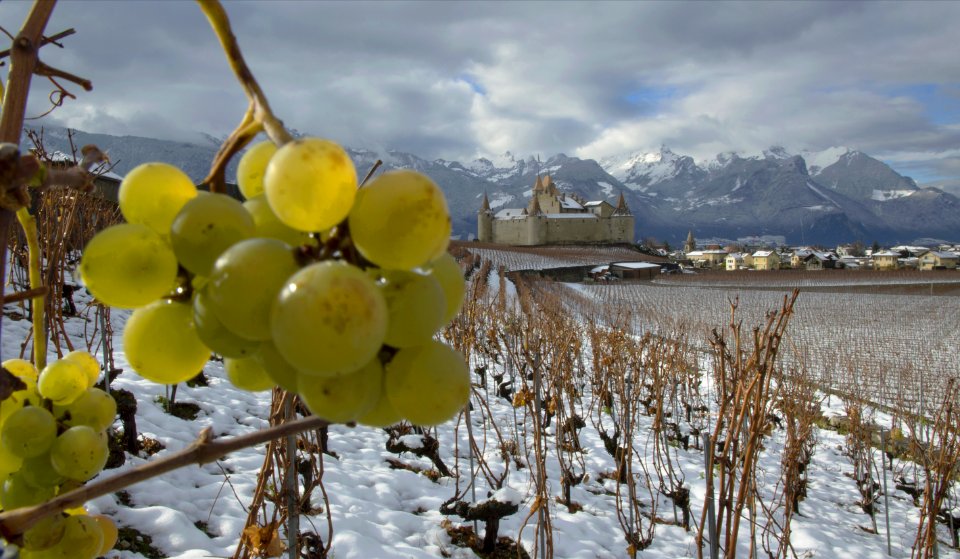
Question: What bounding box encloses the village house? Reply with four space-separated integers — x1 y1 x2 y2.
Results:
752 250 781 271
919 251 959 270
686 249 728 269
872 250 900 270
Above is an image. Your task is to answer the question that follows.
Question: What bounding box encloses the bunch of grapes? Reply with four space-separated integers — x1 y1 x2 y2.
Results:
79 137 469 427
0 353 119 558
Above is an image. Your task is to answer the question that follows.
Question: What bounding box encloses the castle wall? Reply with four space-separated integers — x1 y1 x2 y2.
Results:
487 214 635 246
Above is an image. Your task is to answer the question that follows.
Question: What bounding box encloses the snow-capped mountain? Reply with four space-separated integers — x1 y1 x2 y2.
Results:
24 126 959 245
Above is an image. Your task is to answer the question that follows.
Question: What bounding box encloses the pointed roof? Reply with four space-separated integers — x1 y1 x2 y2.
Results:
542 174 558 195
613 192 632 216
533 175 544 192
480 192 491 212
528 195 544 216
686 230 695 243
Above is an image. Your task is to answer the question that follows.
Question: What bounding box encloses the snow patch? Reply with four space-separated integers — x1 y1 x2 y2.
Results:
871 189 915 201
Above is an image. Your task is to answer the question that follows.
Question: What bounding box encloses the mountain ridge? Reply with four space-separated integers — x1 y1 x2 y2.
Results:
24 126 959 246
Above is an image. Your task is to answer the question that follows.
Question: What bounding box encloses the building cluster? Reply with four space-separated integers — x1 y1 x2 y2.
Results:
680 231 960 271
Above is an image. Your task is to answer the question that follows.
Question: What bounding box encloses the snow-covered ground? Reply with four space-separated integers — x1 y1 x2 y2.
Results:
2 269 958 559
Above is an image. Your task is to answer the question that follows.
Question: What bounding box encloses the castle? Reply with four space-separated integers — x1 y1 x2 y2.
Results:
477 174 634 246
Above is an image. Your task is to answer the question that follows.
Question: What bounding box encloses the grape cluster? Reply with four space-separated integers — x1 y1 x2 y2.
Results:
79 137 469 427
0 354 119 558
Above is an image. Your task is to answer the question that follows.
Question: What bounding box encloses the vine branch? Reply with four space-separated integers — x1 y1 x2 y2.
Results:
0 415 332 539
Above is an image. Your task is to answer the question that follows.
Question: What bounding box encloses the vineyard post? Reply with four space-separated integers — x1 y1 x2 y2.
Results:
703 432 719 559
464 395 478 535
284 396 299 558
881 428 892 556
625 372 635 543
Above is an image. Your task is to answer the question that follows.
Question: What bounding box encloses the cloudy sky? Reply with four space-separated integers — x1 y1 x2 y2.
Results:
2 1 959 191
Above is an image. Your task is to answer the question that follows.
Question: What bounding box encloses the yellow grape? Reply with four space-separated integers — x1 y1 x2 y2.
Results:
123 300 210 384
253 341 300 393
2 406 56 458
299 357 382 423
57 387 116 431
426 252 466 324
348 170 450 270
79 223 179 309
118 162 197 237
3 358 38 382
193 288 260 359
20 452 66 488
263 137 357 232
225 357 274 392
62 350 101 388
50 426 109 481
171 192 255 276
374 269 445 348
0 379 40 425
385 340 469 426
243 194 313 247
237 140 277 200
0 472 55 510
358 388 403 428
271 261 387 377
36 514 104 559
92 514 119 557
207 238 300 341
38 360 88 406
0 442 23 477
22 513 66 551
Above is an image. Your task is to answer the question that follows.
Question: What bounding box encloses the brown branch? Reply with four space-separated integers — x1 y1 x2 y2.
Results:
1 286 48 304
0 1 56 143
0 414 331 539
0 28 75 60
34 59 92 91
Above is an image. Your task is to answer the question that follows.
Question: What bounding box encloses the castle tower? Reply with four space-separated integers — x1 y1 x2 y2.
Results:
477 192 493 242
684 230 696 253
526 195 545 245
610 192 635 243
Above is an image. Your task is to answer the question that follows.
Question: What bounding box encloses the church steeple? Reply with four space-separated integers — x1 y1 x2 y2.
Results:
685 230 696 253
613 192 632 216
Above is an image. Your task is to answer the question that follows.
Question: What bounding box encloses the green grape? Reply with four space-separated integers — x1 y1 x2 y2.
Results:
38 359 89 406
123 300 211 384
207 238 300 341
385 340 469 426
0 473 55 510
237 141 277 200
92 514 118 557
35 514 103 559
171 192 255 276
263 137 357 232
348 169 451 270
57 388 116 431
271 261 387 377
62 351 100 389
426 252 466 324
79 223 179 309
22 513 66 551
50 426 109 481
0 441 23 477
20 452 66 488
3 358 38 382
118 162 197 237
358 388 403 428
1 406 56 458
0 379 41 425
225 357 274 392
243 194 313 247
374 269 445 348
253 341 300 393
193 289 260 358
299 357 382 423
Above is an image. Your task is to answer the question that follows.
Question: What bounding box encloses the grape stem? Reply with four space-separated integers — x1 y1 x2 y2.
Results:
197 0 293 193
15 207 45 369
0 414 332 539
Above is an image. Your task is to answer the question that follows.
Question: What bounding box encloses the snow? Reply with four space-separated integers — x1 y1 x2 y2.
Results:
800 146 850 174
596 181 614 196
487 192 514 209
4 255 959 559
872 189 916 201
807 180 840 207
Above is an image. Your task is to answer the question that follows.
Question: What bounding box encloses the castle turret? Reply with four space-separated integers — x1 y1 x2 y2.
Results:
477 192 493 242
609 192 635 243
526 195 545 245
